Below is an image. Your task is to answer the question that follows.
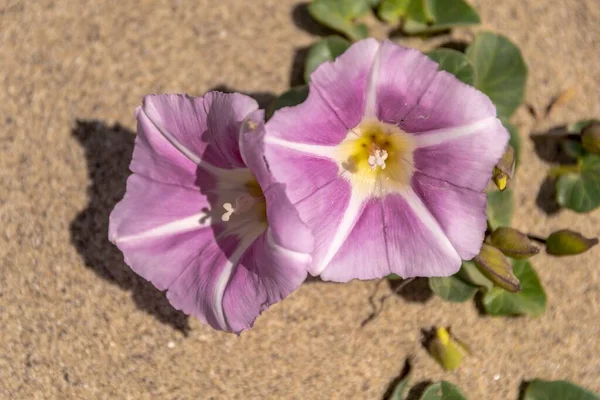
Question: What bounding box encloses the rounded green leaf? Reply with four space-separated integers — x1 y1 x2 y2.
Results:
568 119 600 134
304 36 351 83
487 189 513 229
389 374 411 400
500 117 520 167
403 0 480 34
582 122 600 155
556 154 600 213
562 140 585 159
308 0 371 41
426 48 474 85
266 86 309 120
466 32 527 117
378 0 411 23
429 275 478 302
482 259 547 317
456 261 493 291
420 381 467 400
524 379 600 400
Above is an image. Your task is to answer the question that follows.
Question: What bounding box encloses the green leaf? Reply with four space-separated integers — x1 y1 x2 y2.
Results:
304 36 351 83
524 379 600 400
266 86 309 120
582 122 600 155
429 275 478 302
308 0 371 41
562 140 585 159
556 154 600 213
378 0 411 23
389 373 411 400
426 48 475 85
404 0 433 24
387 273 402 280
456 261 493 291
403 0 480 34
420 381 467 400
568 119 600 134
482 259 547 317
500 117 521 167
486 189 513 229
467 32 527 117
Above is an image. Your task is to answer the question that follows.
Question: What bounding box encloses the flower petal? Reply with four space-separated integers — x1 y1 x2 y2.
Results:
165 233 245 330
318 199 390 281
412 116 508 191
240 113 314 255
401 70 498 133
400 70 508 191
292 178 355 276
166 226 310 333
375 40 440 125
310 38 380 128
382 191 461 278
263 144 340 204
266 88 349 145
412 173 487 260
223 230 310 332
320 191 462 281
109 174 213 290
131 92 259 187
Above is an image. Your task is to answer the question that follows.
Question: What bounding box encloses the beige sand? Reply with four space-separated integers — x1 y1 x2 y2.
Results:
1 0 599 399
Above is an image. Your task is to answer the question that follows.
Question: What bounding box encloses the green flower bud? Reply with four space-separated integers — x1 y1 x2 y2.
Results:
427 327 469 371
581 122 600 155
474 244 521 292
546 230 598 256
493 145 515 191
489 227 540 259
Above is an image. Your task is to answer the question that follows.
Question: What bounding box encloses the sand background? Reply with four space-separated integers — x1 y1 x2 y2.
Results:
1 0 599 399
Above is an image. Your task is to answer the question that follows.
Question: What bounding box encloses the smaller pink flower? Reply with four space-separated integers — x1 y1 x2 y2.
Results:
109 92 313 333
263 39 509 282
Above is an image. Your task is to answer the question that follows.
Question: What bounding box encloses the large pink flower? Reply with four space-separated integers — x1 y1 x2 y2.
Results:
109 92 313 333
263 39 509 282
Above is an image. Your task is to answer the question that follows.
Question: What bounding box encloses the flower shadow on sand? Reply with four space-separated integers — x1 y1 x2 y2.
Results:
70 120 191 334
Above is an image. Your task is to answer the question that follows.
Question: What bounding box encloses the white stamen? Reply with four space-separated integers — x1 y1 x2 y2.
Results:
221 203 234 222
221 194 258 222
368 149 388 170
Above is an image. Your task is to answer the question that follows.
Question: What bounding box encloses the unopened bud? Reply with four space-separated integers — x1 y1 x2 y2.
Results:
489 227 540 259
427 327 469 371
581 122 600 155
493 145 516 191
474 244 521 292
546 230 599 256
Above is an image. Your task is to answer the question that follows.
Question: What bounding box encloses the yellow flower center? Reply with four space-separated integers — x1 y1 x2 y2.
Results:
336 119 415 196
221 178 267 224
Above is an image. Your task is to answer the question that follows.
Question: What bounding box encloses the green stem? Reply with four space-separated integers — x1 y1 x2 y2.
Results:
548 164 580 178
527 234 547 245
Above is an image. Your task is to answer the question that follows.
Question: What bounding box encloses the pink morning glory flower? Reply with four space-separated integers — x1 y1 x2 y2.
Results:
263 39 509 282
109 92 313 333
